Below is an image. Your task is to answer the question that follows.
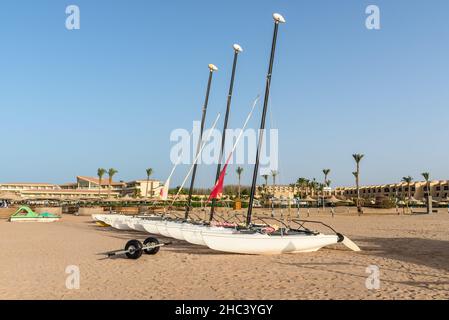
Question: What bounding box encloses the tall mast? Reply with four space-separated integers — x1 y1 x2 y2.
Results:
209 44 243 221
185 64 218 219
246 13 286 227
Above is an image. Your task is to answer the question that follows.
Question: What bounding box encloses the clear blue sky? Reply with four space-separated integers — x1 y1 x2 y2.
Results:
0 0 448 188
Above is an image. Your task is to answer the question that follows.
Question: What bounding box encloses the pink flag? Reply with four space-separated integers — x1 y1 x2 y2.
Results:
208 163 228 201
159 178 170 201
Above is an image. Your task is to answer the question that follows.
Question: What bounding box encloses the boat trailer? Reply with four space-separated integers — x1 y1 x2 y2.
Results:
103 237 171 260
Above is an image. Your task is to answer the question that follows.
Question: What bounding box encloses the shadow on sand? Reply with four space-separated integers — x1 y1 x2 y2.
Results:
360 236 449 273
279 236 449 290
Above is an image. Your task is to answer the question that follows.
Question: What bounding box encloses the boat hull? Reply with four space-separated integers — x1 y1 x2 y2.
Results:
202 232 340 255
111 216 133 230
127 218 147 232
181 225 235 246
97 214 120 226
181 224 208 246
155 221 172 237
141 220 161 235
165 221 186 240
9 217 60 223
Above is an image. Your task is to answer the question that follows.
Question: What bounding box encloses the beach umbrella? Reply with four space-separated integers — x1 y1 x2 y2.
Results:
302 196 316 202
325 195 342 204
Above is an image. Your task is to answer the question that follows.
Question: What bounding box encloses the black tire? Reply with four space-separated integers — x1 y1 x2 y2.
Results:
125 240 143 259
143 237 160 255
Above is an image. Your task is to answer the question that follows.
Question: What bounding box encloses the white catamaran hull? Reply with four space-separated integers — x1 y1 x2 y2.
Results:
165 221 187 241
154 221 172 238
97 214 121 226
141 219 161 235
9 217 60 223
202 232 340 255
181 224 210 246
127 217 147 232
181 224 236 246
91 214 103 222
111 216 133 230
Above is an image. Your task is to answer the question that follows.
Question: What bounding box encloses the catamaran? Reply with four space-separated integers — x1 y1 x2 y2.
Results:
93 13 361 256
184 13 361 254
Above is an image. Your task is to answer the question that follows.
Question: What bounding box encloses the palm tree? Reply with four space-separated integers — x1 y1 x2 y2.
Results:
401 176 413 212
271 170 278 186
309 178 317 197
107 168 118 197
421 172 431 210
352 154 364 213
97 168 106 198
421 172 430 194
322 169 331 200
401 176 413 201
236 167 244 199
296 178 308 197
261 174 269 194
145 168 153 198
262 174 269 187
304 179 310 196
322 169 331 186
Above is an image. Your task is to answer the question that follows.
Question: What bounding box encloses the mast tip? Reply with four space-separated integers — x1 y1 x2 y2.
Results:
273 13 286 23
233 44 243 53
208 64 218 72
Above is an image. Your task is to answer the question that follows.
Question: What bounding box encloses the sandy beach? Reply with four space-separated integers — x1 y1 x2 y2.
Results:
0 209 448 300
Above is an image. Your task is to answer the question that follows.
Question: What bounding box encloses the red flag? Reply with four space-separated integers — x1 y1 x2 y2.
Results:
208 163 228 202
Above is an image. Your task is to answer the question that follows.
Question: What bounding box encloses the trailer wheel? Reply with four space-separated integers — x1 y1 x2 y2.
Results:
143 237 160 255
125 240 143 259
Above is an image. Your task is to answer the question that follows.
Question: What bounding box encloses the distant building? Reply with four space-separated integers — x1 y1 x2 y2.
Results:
256 180 449 202
59 176 126 192
256 185 332 199
335 180 449 201
0 176 163 200
0 183 60 192
122 180 162 198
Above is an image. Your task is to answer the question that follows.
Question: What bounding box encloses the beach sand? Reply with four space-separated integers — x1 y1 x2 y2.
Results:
0 209 448 300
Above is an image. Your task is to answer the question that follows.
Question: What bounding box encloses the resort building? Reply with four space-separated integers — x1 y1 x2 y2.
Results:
0 176 163 200
334 180 449 201
256 180 449 202
0 183 60 192
256 185 332 199
60 176 126 192
121 180 162 198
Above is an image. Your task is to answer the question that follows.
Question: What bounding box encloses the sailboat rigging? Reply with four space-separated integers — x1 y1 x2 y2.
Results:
209 44 243 221
185 64 218 219
94 12 361 255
